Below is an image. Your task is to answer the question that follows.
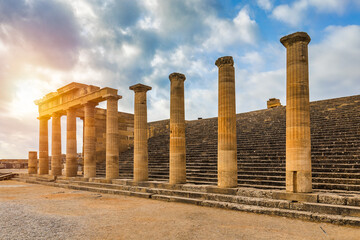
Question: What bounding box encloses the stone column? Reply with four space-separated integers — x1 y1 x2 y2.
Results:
281 32 312 193
129 84 152 182
39 116 50 175
51 112 62 176
83 102 97 178
28 151 37 174
215 56 237 188
66 108 77 177
105 96 121 180
169 73 186 184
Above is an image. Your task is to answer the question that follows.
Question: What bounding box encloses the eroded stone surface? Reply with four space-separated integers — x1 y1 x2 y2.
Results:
281 32 312 193
216 56 237 188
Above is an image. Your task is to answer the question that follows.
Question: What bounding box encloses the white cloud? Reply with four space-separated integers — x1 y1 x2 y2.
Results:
236 69 285 113
240 51 265 71
308 0 349 13
257 0 273 11
271 0 308 27
310 25 360 100
203 7 259 51
272 0 353 26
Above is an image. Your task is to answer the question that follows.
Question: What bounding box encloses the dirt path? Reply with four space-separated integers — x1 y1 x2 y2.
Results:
1 180 359 240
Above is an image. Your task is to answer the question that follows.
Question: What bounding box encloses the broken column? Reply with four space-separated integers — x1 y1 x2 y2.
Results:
281 32 312 193
28 151 37 174
51 112 62 176
169 73 186 184
66 108 77 177
129 84 152 182
105 95 121 180
215 56 238 188
39 116 50 175
83 102 97 178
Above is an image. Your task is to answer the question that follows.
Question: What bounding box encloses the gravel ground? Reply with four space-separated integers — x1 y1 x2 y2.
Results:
1 202 80 240
1 180 360 240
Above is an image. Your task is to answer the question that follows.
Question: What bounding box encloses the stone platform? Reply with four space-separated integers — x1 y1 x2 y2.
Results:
14 173 360 226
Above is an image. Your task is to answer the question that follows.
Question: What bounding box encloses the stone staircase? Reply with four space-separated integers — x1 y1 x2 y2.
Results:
0 172 18 181
14 174 360 226
96 95 360 192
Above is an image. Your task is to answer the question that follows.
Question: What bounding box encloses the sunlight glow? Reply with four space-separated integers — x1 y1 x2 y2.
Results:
0 40 8 53
8 79 44 118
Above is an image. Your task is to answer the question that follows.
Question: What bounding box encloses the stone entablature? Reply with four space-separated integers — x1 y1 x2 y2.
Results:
35 82 120 118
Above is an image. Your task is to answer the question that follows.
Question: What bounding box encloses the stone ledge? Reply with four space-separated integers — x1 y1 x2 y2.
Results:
272 192 319 203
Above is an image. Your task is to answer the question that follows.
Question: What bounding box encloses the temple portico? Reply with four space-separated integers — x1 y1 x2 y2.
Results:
34 82 124 178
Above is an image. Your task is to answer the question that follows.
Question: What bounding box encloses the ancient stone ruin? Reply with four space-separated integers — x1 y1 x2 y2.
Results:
18 32 360 225
33 83 133 178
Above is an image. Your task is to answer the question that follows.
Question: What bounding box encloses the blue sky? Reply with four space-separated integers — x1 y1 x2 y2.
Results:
0 0 359 158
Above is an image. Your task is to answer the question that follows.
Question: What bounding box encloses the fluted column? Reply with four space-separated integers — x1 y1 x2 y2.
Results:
129 84 152 182
39 116 50 175
106 95 121 180
51 112 62 176
281 32 312 193
169 73 186 184
66 108 77 177
83 102 97 178
28 151 37 174
215 56 237 188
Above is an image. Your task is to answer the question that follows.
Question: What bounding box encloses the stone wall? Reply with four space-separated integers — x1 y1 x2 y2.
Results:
0 159 28 169
147 119 170 138
95 109 134 163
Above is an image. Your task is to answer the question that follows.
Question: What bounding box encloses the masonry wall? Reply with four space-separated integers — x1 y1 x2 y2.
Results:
0 159 28 169
95 109 134 163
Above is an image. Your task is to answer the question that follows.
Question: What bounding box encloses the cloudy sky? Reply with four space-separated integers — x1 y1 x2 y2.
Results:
0 0 359 158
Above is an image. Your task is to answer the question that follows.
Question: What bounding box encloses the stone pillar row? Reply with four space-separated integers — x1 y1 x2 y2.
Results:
36 98 120 180
33 31 312 193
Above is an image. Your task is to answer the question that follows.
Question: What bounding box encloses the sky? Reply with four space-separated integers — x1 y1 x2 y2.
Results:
0 0 359 158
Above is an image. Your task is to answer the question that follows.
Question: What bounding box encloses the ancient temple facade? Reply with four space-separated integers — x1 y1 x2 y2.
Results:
34 82 134 178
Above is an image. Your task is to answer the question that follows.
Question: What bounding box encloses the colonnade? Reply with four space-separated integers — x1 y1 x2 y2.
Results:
37 97 120 180
128 31 312 192
31 31 312 193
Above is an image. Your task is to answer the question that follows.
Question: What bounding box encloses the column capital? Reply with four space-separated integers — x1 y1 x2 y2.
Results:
169 72 186 82
51 112 62 118
104 94 122 100
37 116 50 121
280 32 311 48
83 101 98 108
129 83 152 93
215 56 234 68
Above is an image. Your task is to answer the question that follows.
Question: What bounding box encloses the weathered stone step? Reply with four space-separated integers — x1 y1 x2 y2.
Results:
313 183 360 191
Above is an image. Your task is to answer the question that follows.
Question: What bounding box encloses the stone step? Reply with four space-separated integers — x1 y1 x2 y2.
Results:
16 175 360 226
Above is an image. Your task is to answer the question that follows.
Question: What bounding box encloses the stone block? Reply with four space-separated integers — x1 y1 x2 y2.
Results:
318 193 347 205
347 197 360 207
273 191 318 203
